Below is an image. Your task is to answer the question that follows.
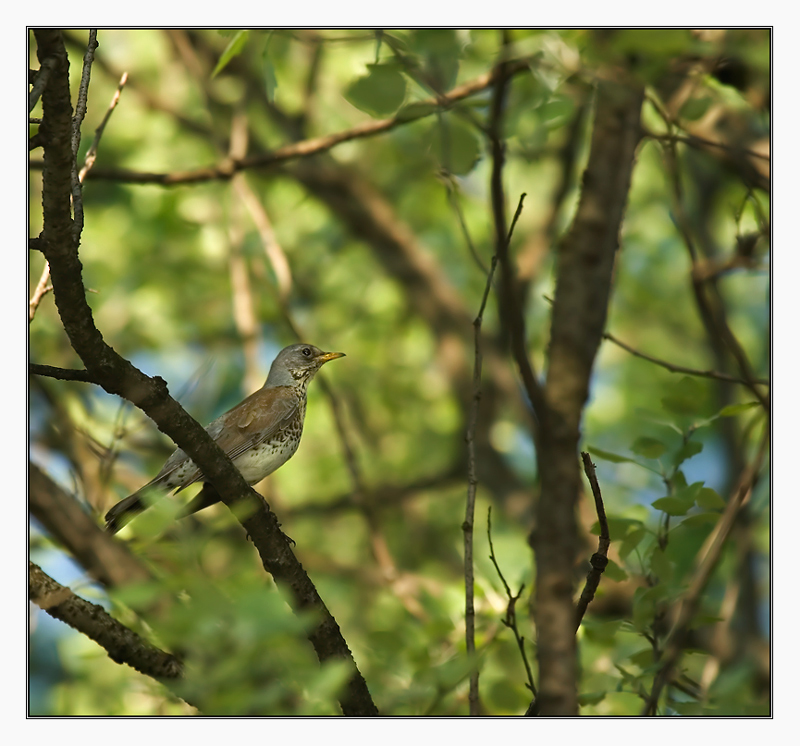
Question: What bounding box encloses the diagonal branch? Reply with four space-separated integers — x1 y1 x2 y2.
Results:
641 430 768 715
39 57 534 186
603 332 770 387
30 562 183 682
30 463 153 588
32 28 377 717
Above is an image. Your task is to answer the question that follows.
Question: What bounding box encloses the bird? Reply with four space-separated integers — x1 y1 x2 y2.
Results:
105 343 345 533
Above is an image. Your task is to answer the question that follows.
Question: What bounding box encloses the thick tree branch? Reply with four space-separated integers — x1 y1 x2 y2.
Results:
535 77 644 716
30 463 153 588
32 28 377 717
29 562 183 682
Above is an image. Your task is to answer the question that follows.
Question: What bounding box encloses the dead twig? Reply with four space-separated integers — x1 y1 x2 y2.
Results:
78 71 128 182
574 452 611 629
487 507 537 697
29 262 53 323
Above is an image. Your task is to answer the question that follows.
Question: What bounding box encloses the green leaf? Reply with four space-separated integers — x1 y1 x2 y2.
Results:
619 527 647 562
410 29 462 90
661 376 705 416
630 436 667 459
672 469 688 490
345 64 407 118
717 401 761 417
680 511 720 527
673 481 705 503
612 29 691 56
579 691 607 706
628 647 655 669
429 116 482 175
695 487 725 510
212 30 250 78
603 558 629 582
632 585 668 631
649 547 674 583
581 618 623 642
262 44 278 102
680 96 713 121
603 516 645 539
539 96 575 129
672 439 703 468
587 446 636 464
396 101 439 122
652 496 691 516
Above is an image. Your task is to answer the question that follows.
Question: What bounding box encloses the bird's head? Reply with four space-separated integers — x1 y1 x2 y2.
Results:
266 344 345 387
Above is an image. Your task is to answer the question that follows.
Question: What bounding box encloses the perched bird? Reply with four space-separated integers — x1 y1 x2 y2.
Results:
105 344 345 533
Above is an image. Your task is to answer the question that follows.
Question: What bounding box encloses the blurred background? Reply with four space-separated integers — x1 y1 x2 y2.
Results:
29 29 769 715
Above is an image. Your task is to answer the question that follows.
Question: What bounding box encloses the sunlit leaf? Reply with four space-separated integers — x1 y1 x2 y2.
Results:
212 30 249 78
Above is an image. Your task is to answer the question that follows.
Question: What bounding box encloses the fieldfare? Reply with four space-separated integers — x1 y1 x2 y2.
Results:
105 343 345 532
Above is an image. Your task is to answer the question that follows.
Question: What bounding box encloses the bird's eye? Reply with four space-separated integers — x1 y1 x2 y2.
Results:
302 347 312 357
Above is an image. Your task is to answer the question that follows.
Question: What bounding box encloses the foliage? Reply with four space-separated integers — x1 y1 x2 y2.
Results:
29 29 769 716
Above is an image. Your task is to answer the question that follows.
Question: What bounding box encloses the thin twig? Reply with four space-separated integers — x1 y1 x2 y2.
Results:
71 30 98 239
78 71 128 182
443 173 488 275
463 191 526 716
655 112 770 412
29 262 53 322
574 453 611 630
487 507 537 697
29 363 98 383
72 30 98 157
29 55 58 113
603 332 769 387
645 130 770 163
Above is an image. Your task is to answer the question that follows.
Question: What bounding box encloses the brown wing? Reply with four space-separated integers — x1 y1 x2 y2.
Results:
177 386 299 490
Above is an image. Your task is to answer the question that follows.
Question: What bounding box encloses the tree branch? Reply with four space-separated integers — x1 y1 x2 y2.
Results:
641 430 768 714
33 58 534 186
29 463 153 588
29 363 98 383
574 453 611 629
603 332 769 387
489 36 547 429
535 77 644 716
32 28 377 717
29 562 183 682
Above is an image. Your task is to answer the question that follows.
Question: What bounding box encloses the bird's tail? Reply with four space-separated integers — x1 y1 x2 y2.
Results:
106 483 221 533
105 489 151 533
